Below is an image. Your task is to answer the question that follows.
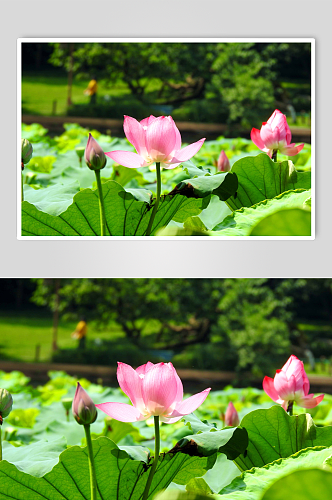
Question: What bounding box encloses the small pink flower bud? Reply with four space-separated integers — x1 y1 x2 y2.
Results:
84 133 107 171
72 383 97 425
224 402 239 427
217 151 230 172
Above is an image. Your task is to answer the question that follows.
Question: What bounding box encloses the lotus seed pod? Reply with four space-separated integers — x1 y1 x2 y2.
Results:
61 398 73 412
0 389 13 420
21 139 33 165
75 147 85 159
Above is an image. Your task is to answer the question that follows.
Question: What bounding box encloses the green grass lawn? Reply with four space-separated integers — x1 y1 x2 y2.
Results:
0 312 124 363
21 72 160 117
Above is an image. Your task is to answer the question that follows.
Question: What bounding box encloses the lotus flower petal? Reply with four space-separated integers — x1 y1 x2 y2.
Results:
96 402 144 422
170 138 206 163
142 362 179 415
168 388 211 418
297 394 325 408
279 144 304 156
123 116 148 157
117 362 145 414
105 150 148 169
250 128 266 151
262 376 280 402
145 116 178 161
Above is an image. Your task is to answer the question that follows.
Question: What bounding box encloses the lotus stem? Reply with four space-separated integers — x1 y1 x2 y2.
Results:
84 424 97 500
287 401 293 416
94 169 106 236
145 162 161 236
142 416 160 500
0 425 2 461
272 150 278 162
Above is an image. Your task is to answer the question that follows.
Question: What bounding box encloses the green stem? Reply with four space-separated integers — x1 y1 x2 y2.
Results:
287 401 293 416
94 169 106 236
84 424 97 500
145 163 161 236
272 150 278 162
0 426 2 461
21 172 24 202
142 416 160 500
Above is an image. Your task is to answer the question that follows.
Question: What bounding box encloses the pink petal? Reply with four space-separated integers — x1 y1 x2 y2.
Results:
96 402 144 422
72 382 94 415
140 115 157 128
105 150 148 169
169 388 211 417
274 370 293 401
145 116 179 161
142 363 179 415
160 415 184 424
282 356 307 395
260 123 279 149
117 362 145 413
297 394 325 409
123 116 148 157
136 362 155 376
303 375 310 396
225 402 240 427
173 365 184 404
250 128 265 150
169 138 206 163
267 109 282 125
262 376 280 402
281 355 299 373
279 144 304 156
169 117 182 152
161 162 182 170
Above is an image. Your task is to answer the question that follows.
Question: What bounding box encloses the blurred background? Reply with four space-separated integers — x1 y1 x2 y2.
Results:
21 42 311 142
0 279 330 391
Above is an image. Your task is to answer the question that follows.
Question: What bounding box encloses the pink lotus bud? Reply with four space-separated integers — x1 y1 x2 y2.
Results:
224 402 239 427
84 133 107 171
263 355 324 411
106 115 205 170
217 151 230 172
72 383 97 425
251 109 304 158
96 362 211 424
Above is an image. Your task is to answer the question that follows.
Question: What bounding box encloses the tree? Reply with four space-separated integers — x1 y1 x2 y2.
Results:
48 42 301 124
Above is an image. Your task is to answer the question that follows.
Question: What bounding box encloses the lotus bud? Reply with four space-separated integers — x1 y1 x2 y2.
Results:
84 133 107 171
21 139 33 168
217 151 230 172
224 402 239 427
72 383 97 425
0 389 13 422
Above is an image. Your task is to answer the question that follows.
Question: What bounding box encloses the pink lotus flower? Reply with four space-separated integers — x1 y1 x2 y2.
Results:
105 115 205 169
217 151 231 172
263 355 324 410
251 109 304 157
96 362 210 423
224 402 240 427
